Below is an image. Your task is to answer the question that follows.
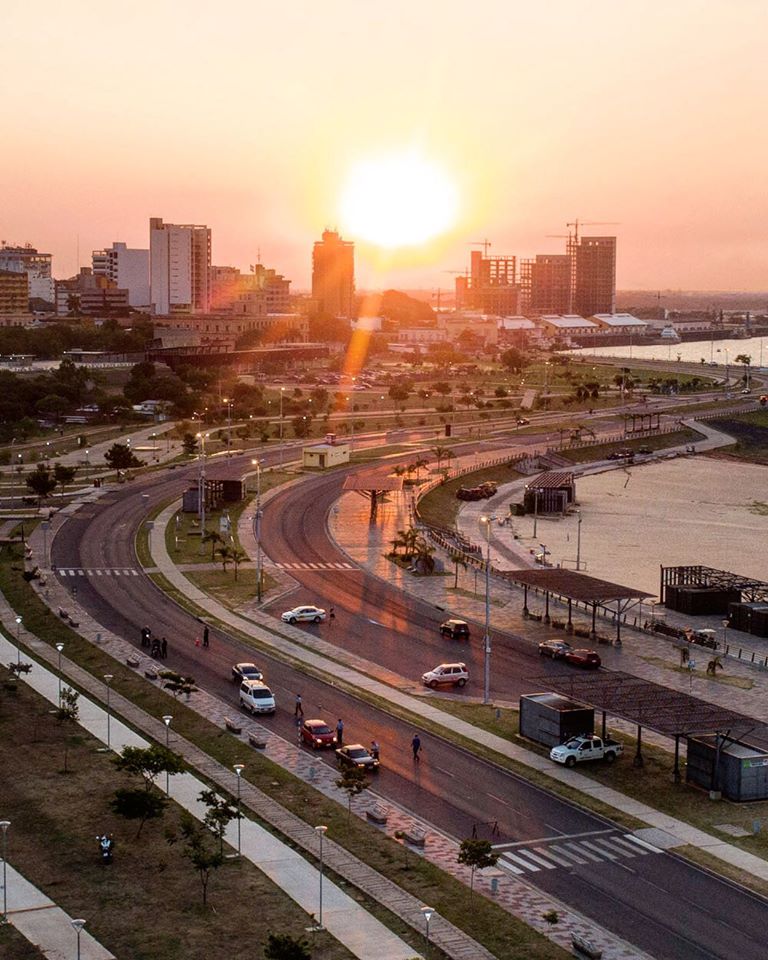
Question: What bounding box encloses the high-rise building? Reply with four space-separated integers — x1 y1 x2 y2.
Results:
455 250 519 315
571 236 616 316
149 218 211 315
0 244 54 304
312 229 354 318
0 269 30 314
92 242 149 307
520 254 571 315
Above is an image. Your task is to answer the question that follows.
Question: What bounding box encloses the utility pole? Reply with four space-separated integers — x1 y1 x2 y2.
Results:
252 459 263 602
197 432 207 554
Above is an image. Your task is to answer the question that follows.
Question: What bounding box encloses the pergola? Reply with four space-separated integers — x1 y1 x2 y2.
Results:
501 569 654 643
660 565 768 605
343 474 404 522
528 670 767 779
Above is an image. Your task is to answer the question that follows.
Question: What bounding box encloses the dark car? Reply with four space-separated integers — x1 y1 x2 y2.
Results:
516 417 530 426
564 648 601 669
300 719 336 750
440 619 470 640
538 639 573 659
336 744 380 772
231 662 264 683
637 445 653 455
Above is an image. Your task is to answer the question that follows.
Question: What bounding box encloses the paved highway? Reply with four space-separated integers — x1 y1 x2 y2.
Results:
50 446 768 960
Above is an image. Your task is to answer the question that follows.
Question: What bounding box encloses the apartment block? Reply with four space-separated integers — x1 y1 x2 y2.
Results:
0 243 54 304
92 242 149 307
312 230 355 318
0 269 30 314
149 217 211 315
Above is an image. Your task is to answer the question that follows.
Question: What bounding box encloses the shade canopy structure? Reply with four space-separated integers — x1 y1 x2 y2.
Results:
501 569 654 643
343 474 404 521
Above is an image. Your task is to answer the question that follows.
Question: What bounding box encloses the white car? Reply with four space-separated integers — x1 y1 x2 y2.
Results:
239 680 276 715
281 605 326 624
421 662 468 689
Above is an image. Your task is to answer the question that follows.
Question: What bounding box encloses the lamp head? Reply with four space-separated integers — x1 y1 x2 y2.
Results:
162 715 173 727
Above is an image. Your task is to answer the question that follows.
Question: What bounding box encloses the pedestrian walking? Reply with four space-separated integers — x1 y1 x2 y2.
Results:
411 733 421 762
203 626 209 648
336 718 344 746
294 693 303 717
141 627 150 648
195 636 201 648
161 637 168 660
151 638 160 659
370 739 380 762
329 606 335 621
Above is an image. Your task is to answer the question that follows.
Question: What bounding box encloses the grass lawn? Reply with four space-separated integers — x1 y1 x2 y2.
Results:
417 464 523 530
0 543 567 960
556 428 702 464
0 677 352 960
186 567 270 609
0 923 46 960
707 410 768 461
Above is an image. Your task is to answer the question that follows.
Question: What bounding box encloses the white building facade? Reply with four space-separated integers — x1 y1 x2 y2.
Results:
0 244 54 303
149 218 211 315
92 242 149 307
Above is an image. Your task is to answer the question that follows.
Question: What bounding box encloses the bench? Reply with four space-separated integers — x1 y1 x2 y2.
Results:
58 608 69 620
248 731 267 749
69 620 80 629
224 717 243 735
571 934 602 959
366 803 389 825
126 656 140 668
144 670 158 680
403 826 427 846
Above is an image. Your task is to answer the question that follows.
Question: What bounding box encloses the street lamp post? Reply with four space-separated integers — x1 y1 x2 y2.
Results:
480 515 496 705
575 511 583 571
162 715 172 795
722 618 729 651
55 643 64 706
279 387 285 466
233 764 244 856
315 825 328 928
71 918 86 960
0 820 10 923
14 616 22 666
104 675 114 749
421 905 435 956
251 459 263 603
222 398 233 453
41 520 50 569
196 432 207 555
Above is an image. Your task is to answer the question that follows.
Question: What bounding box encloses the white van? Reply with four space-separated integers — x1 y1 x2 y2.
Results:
239 680 276 715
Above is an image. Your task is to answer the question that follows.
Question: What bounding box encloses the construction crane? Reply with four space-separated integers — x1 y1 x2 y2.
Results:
468 239 492 256
566 220 619 242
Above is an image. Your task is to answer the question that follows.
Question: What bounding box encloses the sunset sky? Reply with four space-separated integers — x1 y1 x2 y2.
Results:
2 1 767 292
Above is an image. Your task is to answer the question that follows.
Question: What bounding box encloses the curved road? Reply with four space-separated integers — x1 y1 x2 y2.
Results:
50 446 768 960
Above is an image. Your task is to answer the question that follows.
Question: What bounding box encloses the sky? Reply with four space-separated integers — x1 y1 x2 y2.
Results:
2 0 767 292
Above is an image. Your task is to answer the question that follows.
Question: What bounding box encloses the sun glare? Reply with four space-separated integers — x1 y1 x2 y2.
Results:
339 150 458 249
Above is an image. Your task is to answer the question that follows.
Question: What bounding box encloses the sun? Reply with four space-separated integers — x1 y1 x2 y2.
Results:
339 150 458 249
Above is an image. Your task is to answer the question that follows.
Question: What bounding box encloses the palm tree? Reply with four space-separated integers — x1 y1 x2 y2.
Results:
230 547 249 581
452 552 468 589
432 445 451 472
202 530 224 562
413 457 429 482
215 544 234 572
412 537 435 574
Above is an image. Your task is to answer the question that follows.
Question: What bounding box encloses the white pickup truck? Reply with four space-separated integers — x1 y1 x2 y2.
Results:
550 735 623 767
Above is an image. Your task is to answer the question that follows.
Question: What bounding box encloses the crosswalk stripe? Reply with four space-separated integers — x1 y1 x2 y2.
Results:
96 570 102 576
597 837 636 857
332 562 346 568
625 835 662 854
342 562 354 569
563 842 601 863
131 570 139 576
550 845 588 865
517 849 557 870
498 856 524 876
610 836 649 855
78 570 85 576
534 846 577 867
582 840 618 860
501 851 541 872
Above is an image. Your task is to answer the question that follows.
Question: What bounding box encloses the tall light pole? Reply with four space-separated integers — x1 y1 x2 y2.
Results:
279 387 285 466
162 715 173 795
0 820 10 923
41 520 50 569
233 764 244 857
480 515 496 705
196 432 207 555
251 459 263 603
14 616 22 666
222 398 233 453
55 642 64 706
71 918 86 960
315 825 328 928
104 675 114 749
575 511 583 571
421 905 435 956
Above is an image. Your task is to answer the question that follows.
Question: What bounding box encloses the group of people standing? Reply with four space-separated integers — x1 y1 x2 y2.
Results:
141 627 167 660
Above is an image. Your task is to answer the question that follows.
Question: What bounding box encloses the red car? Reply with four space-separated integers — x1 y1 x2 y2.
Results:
564 648 601 669
300 719 337 750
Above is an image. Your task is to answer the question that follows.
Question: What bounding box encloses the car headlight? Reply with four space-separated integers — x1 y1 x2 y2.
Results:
314 738 322 744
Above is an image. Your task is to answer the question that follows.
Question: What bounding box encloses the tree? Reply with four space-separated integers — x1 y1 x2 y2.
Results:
25 464 57 504
199 789 240 857
292 415 312 439
734 353 752 384
264 933 312 960
335 765 370 822
182 432 198 455
104 442 141 472
111 744 185 836
57 686 80 774
229 547 249 581
388 384 410 411
202 529 224 561
35 393 69 423
457 838 498 897
53 462 76 497
452 552 468 589
167 810 224 907
432 381 452 396
216 543 234 572
412 537 436 574
501 347 528 373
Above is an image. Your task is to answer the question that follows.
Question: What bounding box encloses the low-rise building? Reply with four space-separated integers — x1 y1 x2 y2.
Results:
303 437 351 469
167 311 308 341
55 268 129 317
538 314 598 339
589 313 648 335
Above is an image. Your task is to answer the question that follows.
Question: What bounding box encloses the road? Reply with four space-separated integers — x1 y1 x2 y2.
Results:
50 446 768 960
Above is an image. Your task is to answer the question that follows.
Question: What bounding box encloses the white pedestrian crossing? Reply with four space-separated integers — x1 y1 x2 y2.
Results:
275 561 356 571
57 567 141 578
494 832 662 877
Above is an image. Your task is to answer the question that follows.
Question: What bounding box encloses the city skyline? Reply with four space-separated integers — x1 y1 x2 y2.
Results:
2 1 767 291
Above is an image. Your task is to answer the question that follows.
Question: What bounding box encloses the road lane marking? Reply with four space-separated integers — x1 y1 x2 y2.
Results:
431 764 456 778
625 834 663 854
502 851 541 872
494 828 613 849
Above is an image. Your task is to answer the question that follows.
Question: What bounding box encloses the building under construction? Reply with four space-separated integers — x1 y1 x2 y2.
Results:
455 246 520 315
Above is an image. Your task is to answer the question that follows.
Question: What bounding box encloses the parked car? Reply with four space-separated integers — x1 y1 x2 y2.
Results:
421 662 469 688
440 619 470 640
550 735 623 767
239 680 276 714
538 639 573 659
564 648 601 669
637 445 653 455
300 719 336 749
516 417 530 426
231 662 263 683
336 743 380 771
281 605 326 624
456 481 497 501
